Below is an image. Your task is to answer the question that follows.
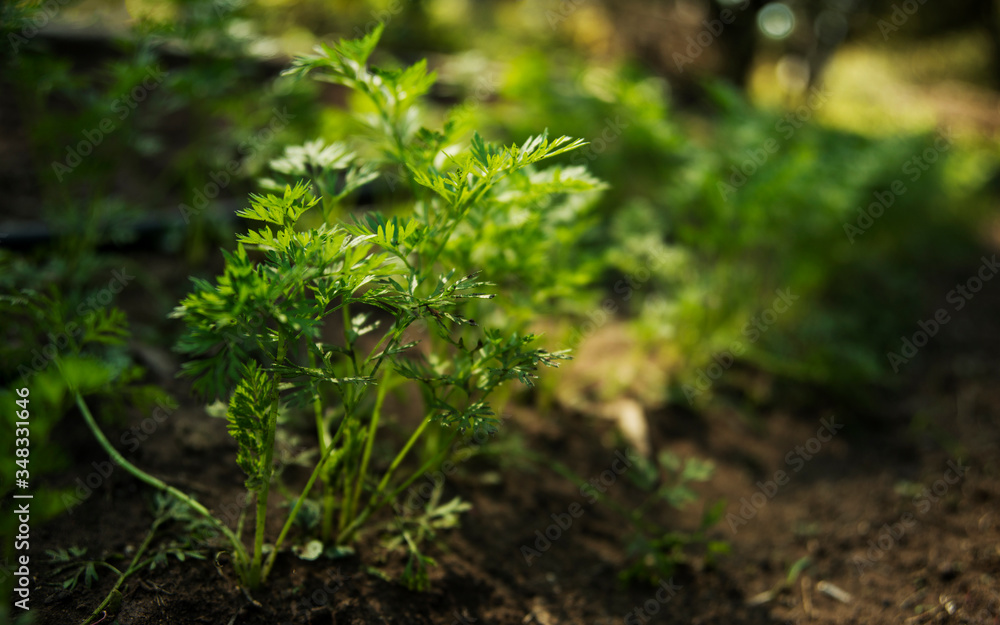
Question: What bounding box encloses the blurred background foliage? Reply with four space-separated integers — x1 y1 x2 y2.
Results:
3 0 999 408
3 0 1000 617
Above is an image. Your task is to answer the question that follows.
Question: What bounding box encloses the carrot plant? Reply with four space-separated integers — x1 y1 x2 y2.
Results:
272 28 605 548
168 27 603 590
269 24 605 329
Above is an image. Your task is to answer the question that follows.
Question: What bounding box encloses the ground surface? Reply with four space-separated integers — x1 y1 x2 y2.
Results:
26 244 1000 625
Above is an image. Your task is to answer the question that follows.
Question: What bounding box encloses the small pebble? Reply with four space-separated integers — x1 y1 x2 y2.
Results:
816 580 852 604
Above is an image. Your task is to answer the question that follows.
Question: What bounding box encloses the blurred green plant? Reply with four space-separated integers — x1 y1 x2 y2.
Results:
382 481 471 591
487 51 988 404
613 85 983 401
620 451 729 585
3 0 315 261
45 493 211 625
0 284 167 621
512 444 727 587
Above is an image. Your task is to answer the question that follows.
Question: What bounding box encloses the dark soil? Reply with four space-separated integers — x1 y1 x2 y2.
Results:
27 247 1000 624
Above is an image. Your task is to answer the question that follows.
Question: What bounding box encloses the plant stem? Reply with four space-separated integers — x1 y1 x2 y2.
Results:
338 415 431 544
249 335 287 588
260 433 344 583
320 480 337 542
316 405 348 542
331 301 362 538
80 516 164 625
347 367 391 522
336 417 361 538
308 348 328 454
69 388 249 573
382 429 458 505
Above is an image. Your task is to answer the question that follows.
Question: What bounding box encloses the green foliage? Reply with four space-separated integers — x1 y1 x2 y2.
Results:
171 27 601 590
44 494 211 623
621 453 729 585
0 284 169 613
46 547 99 591
630 451 715 508
282 28 607 325
226 361 276 490
382 483 472 591
490 52 987 401
4 0 314 264
613 86 979 396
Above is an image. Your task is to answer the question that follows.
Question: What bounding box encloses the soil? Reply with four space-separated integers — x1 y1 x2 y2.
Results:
21 240 1000 625
6 19 999 625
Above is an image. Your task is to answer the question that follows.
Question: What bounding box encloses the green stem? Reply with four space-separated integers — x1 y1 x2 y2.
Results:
316 405 347 542
371 416 431 503
235 492 251 546
424 216 461 273
321 481 337 543
308 349 328 454
334 398 360 537
347 368 392 522
69 389 249 573
365 320 413 381
338 415 432 544
332 302 362 537
382 428 458 506
364 89 419 198
80 517 164 625
310 344 334 543
318 411 349 543
260 434 344 583
336 443 353 536
249 336 287 588
342 301 361 376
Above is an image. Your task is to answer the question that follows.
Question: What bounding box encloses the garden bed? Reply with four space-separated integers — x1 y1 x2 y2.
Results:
30 251 1000 625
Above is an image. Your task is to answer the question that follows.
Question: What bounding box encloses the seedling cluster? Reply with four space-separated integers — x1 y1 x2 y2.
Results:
164 25 601 589
49 24 715 602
